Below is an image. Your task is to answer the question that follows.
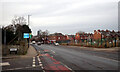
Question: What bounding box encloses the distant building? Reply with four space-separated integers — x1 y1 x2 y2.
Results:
48 33 70 44
75 32 93 43
66 35 75 43
93 30 101 40
93 29 120 41
37 30 42 36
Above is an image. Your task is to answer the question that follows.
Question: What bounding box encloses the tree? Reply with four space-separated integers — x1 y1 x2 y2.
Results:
12 16 26 25
15 24 31 41
2 28 16 44
77 31 84 34
37 29 42 36
37 30 49 42
11 16 31 41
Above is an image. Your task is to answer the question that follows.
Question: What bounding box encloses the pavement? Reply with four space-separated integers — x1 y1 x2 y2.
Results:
1 44 119 72
1 45 43 72
62 45 120 53
2 45 37 59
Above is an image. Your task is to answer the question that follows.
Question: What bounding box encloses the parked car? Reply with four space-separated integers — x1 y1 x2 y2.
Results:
54 43 59 46
9 48 18 54
32 41 36 44
37 42 41 45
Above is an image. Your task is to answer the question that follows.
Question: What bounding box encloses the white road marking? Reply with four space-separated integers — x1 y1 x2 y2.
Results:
51 50 55 53
0 62 10 66
43 70 45 72
14 68 23 70
3 65 42 71
51 56 53 57
64 65 72 71
37 56 41 62
5 68 14 71
60 62 74 72
41 67 44 69
32 57 36 67
40 64 42 66
37 56 44 70
33 59 35 62
33 62 35 64
32 65 35 67
39 62 42 64
38 59 40 62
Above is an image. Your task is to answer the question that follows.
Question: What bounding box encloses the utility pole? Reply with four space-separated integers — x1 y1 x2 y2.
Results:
28 15 31 48
28 15 31 26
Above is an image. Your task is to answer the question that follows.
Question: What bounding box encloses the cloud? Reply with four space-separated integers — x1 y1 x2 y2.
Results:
0 0 119 35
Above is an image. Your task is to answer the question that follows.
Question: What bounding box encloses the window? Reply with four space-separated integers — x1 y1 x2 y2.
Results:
58 37 60 39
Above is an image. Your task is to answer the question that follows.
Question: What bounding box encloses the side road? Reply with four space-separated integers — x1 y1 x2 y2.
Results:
2 45 37 59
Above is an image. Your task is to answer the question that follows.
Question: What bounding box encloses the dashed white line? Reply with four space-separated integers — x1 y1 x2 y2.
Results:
64 65 72 71
32 57 36 67
60 62 74 72
4 66 42 71
32 65 35 67
41 67 44 69
40 64 42 66
33 62 35 64
14 68 23 70
37 56 41 62
39 62 42 64
5 68 14 71
43 70 45 72
37 56 45 71
51 50 55 53
33 59 35 62
0 62 10 66
51 56 53 58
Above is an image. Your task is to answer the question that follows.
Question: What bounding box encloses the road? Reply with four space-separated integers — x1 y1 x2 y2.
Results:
1 44 119 72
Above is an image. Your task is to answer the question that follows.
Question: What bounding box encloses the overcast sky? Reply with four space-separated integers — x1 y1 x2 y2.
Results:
0 0 119 35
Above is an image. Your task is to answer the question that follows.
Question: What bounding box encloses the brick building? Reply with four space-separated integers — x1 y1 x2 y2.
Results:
75 32 93 43
93 29 120 47
48 33 70 44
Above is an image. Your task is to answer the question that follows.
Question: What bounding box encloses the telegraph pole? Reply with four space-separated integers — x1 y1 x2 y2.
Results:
28 15 31 48
28 15 31 26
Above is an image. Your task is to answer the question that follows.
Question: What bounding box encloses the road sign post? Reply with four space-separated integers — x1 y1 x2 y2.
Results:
23 33 32 48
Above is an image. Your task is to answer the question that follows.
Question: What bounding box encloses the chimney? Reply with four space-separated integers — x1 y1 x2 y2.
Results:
94 30 96 32
112 30 115 32
98 29 100 32
106 29 109 32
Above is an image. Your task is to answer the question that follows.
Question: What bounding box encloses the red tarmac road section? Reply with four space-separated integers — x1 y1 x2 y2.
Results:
42 50 71 72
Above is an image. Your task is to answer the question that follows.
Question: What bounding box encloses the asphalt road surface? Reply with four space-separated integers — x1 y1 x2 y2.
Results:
1 44 119 72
